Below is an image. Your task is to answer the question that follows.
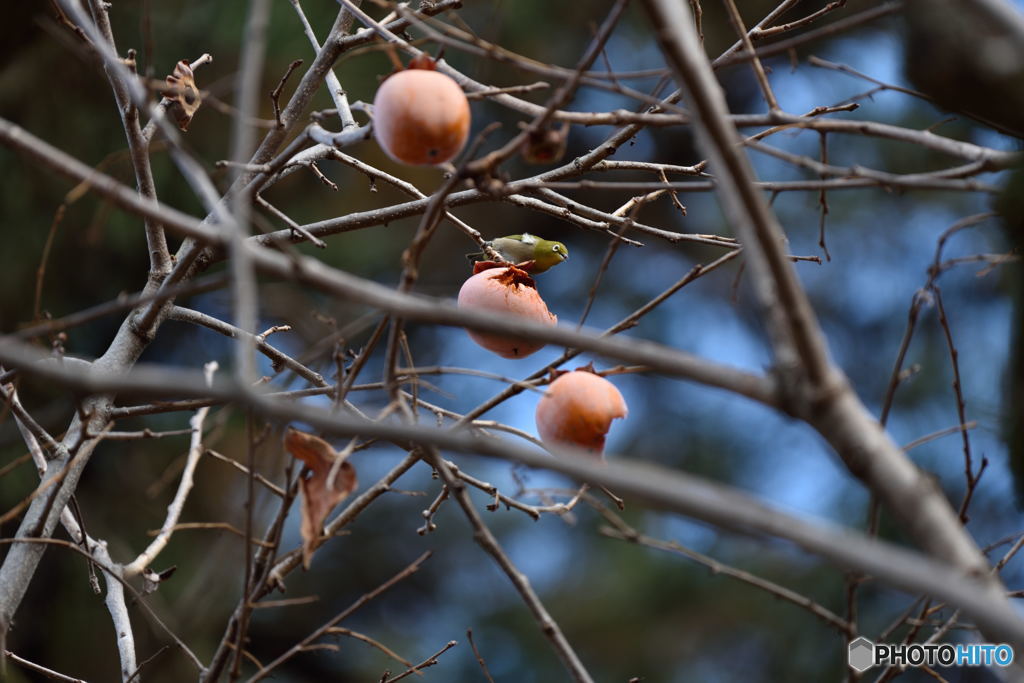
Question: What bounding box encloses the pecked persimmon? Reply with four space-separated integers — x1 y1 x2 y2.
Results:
372 56 470 166
457 265 556 358
535 369 628 456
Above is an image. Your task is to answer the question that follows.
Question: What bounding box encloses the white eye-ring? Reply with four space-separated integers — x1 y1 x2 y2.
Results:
552 245 561 252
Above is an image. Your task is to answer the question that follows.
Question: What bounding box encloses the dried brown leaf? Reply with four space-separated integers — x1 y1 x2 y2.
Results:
520 121 570 165
162 60 201 131
284 428 358 569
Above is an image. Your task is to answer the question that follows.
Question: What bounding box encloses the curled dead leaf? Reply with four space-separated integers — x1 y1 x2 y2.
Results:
162 60 201 131
284 428 358 569
520 121 569 164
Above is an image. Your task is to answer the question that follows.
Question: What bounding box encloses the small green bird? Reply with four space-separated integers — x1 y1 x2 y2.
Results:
466 233 569 274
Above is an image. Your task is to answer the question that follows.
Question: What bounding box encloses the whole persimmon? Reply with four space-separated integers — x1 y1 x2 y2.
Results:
457 265 556 358
372 55 470 166
535 369 628 455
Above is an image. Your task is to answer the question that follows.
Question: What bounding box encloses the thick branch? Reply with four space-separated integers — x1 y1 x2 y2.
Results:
638 0 1005 609
4 343 1024 649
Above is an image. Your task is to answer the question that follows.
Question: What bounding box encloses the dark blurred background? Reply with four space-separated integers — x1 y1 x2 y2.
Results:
1 1 1022 681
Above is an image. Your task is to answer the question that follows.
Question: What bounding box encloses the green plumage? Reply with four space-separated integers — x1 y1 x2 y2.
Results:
466 233 569 273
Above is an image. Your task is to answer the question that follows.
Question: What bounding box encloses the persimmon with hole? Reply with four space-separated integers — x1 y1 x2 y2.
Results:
535 369 628 456
372 56 470 166
457 265 557 358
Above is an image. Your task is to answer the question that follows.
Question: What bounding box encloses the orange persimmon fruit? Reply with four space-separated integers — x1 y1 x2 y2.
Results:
535 369 628 455
372 55 470 166
456 265 556 359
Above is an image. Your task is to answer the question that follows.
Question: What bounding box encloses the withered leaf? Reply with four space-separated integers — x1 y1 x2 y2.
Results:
162 60 201 131
520 121 569 165
284 428 358 569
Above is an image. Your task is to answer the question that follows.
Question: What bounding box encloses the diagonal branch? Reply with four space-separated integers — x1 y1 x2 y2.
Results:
82 0 171 277
424 446 594 682
226 0 272 385
4 346 1024 649
638 0 1010 628
247 552 432 681
123 362 218 577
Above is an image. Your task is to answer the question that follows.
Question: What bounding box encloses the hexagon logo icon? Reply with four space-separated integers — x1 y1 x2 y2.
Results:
848 637 875 672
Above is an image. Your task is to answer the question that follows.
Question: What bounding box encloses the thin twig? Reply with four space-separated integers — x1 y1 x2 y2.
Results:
327 627 414 669
466 628 495 683
145 522 276 548
599 511 854 636
0 537 205 673
721 0 779 110
3 649 86 682
248 552 432 682
124 362 218 577
380 640 458 682
271 59 304 128
422 447 594 683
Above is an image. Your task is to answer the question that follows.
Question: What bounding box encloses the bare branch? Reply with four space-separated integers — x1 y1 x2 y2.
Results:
380 639 458 683
423 446 594 682
123 362 218 577
3 649 86 682
638 0 1007 611
248 552 432 682
599 513 853 635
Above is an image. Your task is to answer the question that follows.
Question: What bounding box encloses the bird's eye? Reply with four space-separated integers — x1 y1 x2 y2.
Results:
552 245 561 252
